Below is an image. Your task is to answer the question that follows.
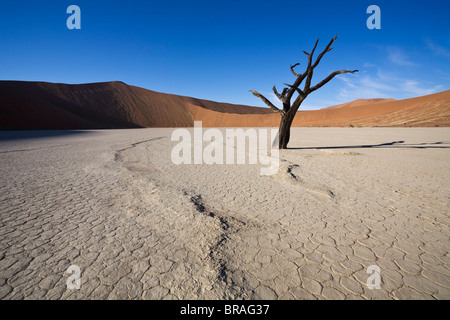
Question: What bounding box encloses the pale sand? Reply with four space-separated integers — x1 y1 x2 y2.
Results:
0 128 449 300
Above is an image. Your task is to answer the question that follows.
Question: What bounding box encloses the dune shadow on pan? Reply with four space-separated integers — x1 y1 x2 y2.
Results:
0 130 93 141
288 140 450 150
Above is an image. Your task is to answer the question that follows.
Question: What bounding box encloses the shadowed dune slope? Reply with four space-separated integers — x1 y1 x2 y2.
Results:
0 80 449 129
0 81 268 130
0 81 191 129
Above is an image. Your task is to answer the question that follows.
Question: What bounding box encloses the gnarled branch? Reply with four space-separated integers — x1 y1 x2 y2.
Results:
285 39 320 102
304 70 313 92
272 85 284 102
311 35 337 70
290 63 301 77
285 72 308 102
303 39 320 91
283 83 305 98
305 38 319 69
309 69 358 93
250 90 286 115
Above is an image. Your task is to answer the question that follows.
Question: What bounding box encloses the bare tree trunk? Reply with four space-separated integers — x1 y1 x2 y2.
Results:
278 112 295 149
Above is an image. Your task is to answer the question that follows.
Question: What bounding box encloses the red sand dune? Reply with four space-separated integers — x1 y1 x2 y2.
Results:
325 98 396 110
189 91 450 127
0 80 449 129
293 91 450 127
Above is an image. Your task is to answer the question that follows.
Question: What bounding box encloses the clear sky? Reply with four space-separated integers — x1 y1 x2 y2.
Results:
1 0 449 110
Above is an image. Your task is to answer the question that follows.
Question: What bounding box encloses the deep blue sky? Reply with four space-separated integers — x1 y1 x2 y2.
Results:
1 0 449 109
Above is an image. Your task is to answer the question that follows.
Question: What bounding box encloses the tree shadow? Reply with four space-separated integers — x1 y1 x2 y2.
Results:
288 140 450 150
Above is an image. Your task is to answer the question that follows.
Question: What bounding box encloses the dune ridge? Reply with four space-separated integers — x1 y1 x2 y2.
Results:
0 80 449 129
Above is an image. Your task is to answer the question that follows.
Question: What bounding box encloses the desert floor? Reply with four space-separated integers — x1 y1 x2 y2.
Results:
0 127 449 300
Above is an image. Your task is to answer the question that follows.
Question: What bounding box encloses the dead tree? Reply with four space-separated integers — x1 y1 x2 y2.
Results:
250 35 358 149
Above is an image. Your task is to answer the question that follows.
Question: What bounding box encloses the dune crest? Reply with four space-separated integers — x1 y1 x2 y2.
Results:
0 80 449 129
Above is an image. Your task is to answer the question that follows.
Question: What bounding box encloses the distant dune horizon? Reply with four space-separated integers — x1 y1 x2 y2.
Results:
0 80 449 130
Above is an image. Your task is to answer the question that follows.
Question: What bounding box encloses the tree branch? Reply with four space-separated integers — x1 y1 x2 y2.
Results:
250 90 286 115
290 63 301 77
305 38 319 68
272 85 284 102
303 40 320 91
309 69 358 93
311 38 320 56
285 73 308 102
304 70 313 92
286 39 319 101
311 35 337 70
283 83 305 98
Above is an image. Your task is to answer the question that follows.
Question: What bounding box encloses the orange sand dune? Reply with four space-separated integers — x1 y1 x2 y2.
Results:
296 90 450 127
0 80 449 129
191 90 450 127
326 98 396 110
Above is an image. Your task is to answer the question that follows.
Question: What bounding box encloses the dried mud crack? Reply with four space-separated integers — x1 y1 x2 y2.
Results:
189 194 247 299
114 137 163 162
287 164 300 180
280 162 336 199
